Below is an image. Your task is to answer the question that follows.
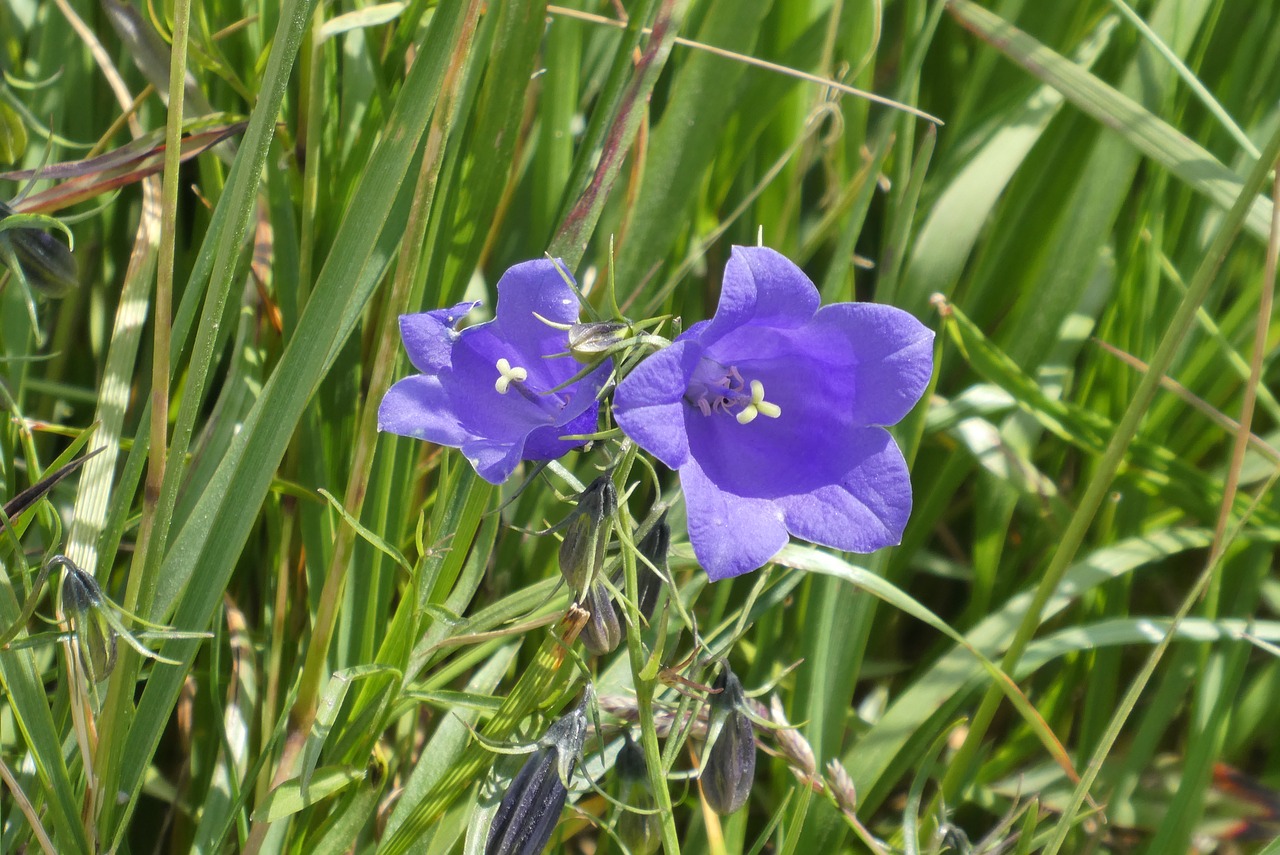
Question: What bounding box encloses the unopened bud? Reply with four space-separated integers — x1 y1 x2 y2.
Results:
487 693 590 855
557 475 615 595
825 759 858 815
0 202 77 298
940 824 972 854
632 513 669 621
567 321 629 361
615 735 659 855
701 666 755 815
770 695 815 778
59 557 117 683
579 580 621 656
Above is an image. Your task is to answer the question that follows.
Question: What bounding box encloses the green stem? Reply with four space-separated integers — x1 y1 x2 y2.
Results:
614 444 682 854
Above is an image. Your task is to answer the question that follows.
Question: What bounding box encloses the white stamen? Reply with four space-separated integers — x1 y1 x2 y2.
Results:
495 357 528 394
735 379 781 424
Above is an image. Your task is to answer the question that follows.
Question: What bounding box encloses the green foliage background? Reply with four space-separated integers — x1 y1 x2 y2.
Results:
1 0 1279 852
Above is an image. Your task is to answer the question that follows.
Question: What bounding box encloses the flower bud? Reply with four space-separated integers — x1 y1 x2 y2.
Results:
60 558 117 683
701 666 755 816
487 693 589 855
579 580 621 656
825 758 858 816
557 475 615 595
566 321 629 362
615 735 659 855
0 202 77 298
632 513 669 621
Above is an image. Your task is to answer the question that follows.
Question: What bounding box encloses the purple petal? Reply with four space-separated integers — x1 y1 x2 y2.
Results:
378 375 468 446
681 458 788 580
776 428 912 553
399 301 480 373
811 302 935 426
522 362 610 459
448 327 569 436
681 343 863 497
613 340 704 469
701 246 820 345
491 259 583 372
461 437 528 484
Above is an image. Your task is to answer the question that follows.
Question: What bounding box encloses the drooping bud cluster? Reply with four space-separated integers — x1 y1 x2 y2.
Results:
579 511 669 657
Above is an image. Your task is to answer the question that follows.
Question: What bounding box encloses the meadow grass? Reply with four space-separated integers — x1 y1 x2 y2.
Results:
1 1 1279 852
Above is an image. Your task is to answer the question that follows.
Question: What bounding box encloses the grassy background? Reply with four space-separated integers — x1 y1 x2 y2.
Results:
2 0 1279 852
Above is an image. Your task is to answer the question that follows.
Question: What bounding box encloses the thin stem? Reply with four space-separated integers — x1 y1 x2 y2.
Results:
615 444 682 854
941 121 1280 805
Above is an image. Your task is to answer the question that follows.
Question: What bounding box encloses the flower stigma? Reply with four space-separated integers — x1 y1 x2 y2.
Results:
494 357 529 395
687 359 781 424
735 380 782 425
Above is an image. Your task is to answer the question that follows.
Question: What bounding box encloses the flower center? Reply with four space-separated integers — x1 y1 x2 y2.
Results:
686 360 782 424
494 357 529 395
494 356 569 417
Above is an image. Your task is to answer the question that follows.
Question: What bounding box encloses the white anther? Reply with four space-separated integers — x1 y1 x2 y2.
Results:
495 357 528 395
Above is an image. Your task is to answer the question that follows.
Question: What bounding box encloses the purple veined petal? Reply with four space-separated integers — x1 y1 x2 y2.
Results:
776 427 912 553
491 259 583 377
377 375 468 447
613 339 705 470
399 301 480 373
680 457 789 580
700 246 821 346
810 302 935 427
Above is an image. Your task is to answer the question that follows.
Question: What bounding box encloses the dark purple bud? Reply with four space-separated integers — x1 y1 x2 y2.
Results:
486 746 567 855
0 201 77 298
57 556 116 683
940 824 972 854
486 693 589 855
557 475 616 595
579 580 621 656
701 666 755 816
632 513 669 621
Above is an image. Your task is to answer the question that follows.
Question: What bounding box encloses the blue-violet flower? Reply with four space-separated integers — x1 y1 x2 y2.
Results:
613 246 934 579
379 259 610 484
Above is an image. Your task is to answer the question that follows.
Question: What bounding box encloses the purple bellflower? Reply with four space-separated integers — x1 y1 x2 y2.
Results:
613 246 934 580
379 259 610 484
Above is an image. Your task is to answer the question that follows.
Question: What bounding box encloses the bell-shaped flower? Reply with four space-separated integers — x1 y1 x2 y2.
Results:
613 246 933 579
379 259 610 484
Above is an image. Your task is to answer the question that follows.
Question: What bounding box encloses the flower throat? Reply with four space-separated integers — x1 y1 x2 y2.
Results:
685 359 781 425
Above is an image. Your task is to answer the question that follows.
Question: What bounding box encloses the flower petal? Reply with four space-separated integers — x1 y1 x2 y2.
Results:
491 259 583 384
377 375 468 446
399 301 479 373
448 326 567 436
681 457 788 580
614 339 704 469
776 428 912 553
811 302 934 426
522 362 611 459
460 437 527 484
701 246 820 345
